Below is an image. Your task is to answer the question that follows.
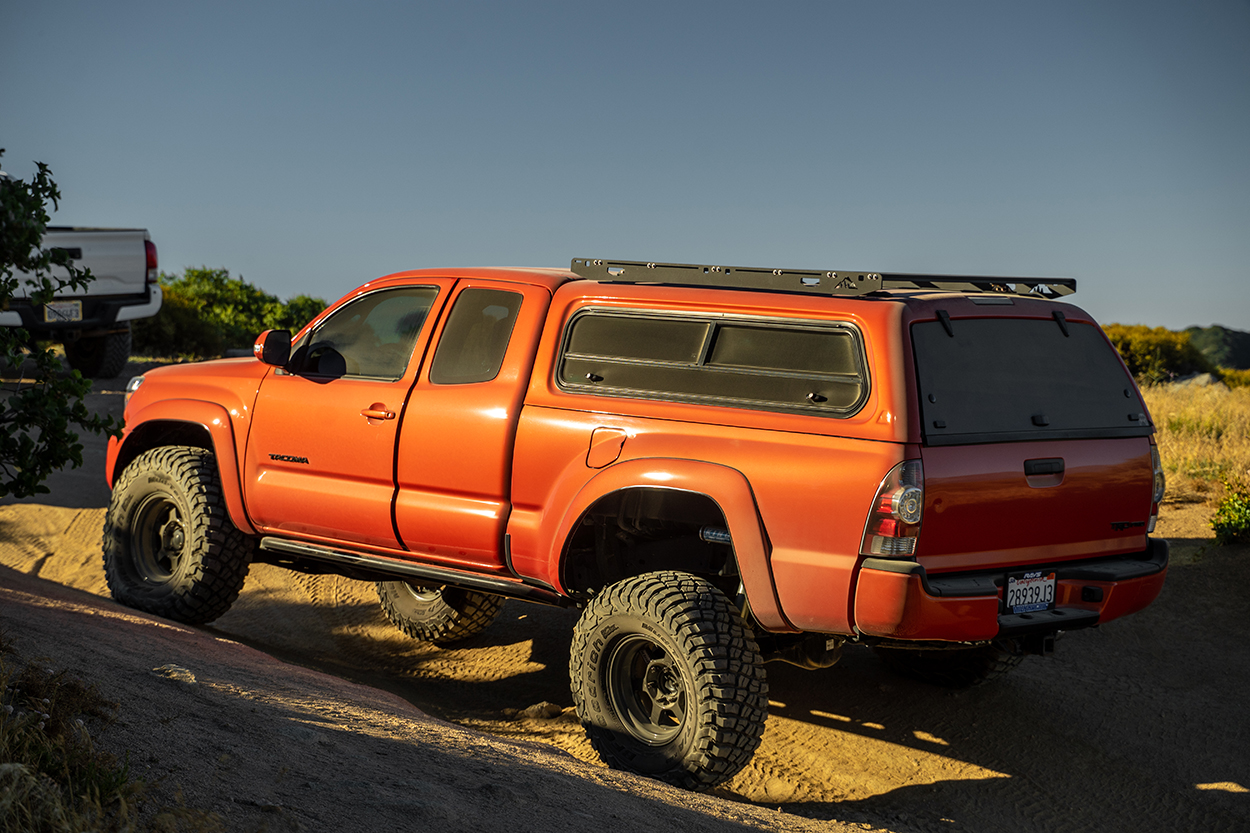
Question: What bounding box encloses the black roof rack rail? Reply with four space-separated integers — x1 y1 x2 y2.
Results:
570 258 1076 298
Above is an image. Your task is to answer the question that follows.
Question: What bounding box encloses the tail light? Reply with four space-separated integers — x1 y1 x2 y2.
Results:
860 459 924 556
1148 441 1165 533
145 239 158 284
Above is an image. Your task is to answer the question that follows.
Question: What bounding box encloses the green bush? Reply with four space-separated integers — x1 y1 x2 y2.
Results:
1 150 117 498
1212 479 1250 546
132 268 326 359
1102 324 1217 383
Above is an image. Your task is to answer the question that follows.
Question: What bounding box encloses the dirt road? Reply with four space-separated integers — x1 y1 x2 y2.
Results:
2 366 1247 831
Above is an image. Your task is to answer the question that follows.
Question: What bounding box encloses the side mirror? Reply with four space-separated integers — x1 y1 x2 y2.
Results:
254 329 291 367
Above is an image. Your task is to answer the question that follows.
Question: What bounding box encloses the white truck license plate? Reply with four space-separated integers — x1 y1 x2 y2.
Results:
43 301 83 323
1007 571 1056 614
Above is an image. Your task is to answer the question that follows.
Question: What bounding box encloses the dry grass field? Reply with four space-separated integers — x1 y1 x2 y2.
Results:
1142 382 1250 505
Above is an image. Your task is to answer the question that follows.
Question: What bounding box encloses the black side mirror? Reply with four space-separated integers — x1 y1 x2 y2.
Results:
253 329 291 367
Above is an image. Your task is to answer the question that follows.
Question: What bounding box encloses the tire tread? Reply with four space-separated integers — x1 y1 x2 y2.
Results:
570 570 768 790
103 446 251 624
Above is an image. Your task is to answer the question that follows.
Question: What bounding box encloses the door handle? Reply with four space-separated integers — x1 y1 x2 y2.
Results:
361 404 396 420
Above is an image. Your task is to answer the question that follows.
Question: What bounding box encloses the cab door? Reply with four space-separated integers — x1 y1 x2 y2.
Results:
393 280 551 570
244 281 453 549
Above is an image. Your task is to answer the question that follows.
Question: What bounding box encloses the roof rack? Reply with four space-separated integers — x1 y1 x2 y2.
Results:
570 258 1076 298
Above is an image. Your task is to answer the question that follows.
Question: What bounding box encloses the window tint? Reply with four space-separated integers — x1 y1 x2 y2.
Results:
567 316 709 363
708 325 858 374
297 286 438 381
912 317 1150 445
559 311 867 416
429 288 524 384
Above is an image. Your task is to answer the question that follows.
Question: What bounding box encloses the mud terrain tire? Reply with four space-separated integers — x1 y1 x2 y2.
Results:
875 640 1024 688
103 446 252 624
376 582 504 644
569 571 768 790
65 326 131 379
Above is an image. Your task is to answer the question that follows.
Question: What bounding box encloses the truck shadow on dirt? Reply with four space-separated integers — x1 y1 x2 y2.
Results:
196 542 1248 833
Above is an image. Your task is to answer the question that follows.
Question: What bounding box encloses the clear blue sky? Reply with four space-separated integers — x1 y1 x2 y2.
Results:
3 0 1247 331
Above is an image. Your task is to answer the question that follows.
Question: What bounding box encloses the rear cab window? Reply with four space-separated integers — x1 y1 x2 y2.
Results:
557 309 869 417
429 288 524 384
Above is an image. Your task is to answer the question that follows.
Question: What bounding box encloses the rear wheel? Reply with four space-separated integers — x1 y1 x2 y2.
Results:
376 581 503 644
874 640 1024 688
569 571 768 790
64 325 131 378
103 446 252 624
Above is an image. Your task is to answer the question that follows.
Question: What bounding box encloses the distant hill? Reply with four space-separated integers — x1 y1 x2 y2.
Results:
1185 325 1250 370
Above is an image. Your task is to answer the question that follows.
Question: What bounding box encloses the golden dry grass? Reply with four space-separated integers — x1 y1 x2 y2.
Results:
1142 383 1250 504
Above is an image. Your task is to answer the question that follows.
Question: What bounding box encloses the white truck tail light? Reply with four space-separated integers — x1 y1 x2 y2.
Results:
145 239 158 283
1148 441 1165 533
860 459 924 556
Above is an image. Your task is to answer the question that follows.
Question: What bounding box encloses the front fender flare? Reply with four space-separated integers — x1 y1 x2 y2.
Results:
107 398 256 536
547 458 797 633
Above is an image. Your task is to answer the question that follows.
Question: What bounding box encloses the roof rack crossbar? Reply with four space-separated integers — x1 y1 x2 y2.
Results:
570 259 1076 298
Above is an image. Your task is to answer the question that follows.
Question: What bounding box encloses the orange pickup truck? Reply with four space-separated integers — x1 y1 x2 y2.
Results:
103 258 1168 789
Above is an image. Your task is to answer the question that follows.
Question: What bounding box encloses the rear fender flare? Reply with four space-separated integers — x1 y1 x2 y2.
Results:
107 399 255 535
549 458 796 632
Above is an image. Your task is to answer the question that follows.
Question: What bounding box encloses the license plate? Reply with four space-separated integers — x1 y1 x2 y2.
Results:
44 301 83 323
1006 570 1056 614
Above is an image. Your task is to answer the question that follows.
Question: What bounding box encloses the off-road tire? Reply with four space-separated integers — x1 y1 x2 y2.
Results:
103 446 252 624
874 640 1024 688
65 325 131 378
376 582 504 644
569 570 768 790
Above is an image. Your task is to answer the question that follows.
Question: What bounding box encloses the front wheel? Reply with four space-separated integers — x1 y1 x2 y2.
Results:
103 446 252 624
569 571 768 790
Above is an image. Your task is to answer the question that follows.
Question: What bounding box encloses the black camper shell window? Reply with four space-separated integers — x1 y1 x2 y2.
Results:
558 310 869 417
912 316 1152 446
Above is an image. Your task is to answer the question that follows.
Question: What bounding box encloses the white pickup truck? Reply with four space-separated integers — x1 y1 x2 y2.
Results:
2 226 163 378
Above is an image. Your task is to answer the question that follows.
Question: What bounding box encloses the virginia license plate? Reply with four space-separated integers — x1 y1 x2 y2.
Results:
43 301 83 323
1006 571 1056 614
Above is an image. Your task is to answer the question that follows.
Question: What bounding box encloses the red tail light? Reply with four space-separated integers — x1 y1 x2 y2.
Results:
860 460 924 556
145 239 158 284
1148 441 1165 533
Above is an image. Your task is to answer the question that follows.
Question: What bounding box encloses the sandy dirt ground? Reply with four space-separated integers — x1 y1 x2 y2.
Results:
2 367 1248 831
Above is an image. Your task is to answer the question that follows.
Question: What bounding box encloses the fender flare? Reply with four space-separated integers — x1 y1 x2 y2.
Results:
106 398 256 535
545 457 797 632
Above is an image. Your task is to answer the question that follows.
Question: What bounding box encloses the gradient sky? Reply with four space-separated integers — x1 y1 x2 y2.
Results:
3 0 1247 330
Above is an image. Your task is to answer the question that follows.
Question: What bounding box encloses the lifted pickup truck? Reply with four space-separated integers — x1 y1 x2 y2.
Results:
103 259 1168 789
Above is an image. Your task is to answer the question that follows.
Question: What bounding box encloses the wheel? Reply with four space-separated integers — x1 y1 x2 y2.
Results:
569 571 768 790
103 446 252 624
64 325 131 378
376 581 503 644
874 640 1024 688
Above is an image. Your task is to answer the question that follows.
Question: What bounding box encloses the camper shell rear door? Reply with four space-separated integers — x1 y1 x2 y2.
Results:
907 300 1155 573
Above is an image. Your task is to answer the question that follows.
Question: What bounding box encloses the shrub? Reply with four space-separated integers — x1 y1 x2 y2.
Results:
1220 367 1250 389
132 268 326 359
1212 478 1250 546
1102 324 1217 383
0 150 117 498
0 641 135 832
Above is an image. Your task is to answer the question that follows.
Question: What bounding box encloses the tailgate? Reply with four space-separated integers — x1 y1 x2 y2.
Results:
916 438 1153 572
16 229 148 298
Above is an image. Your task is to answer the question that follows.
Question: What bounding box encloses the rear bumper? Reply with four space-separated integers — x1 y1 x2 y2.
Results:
852 538 1169 642
0 286 160 334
